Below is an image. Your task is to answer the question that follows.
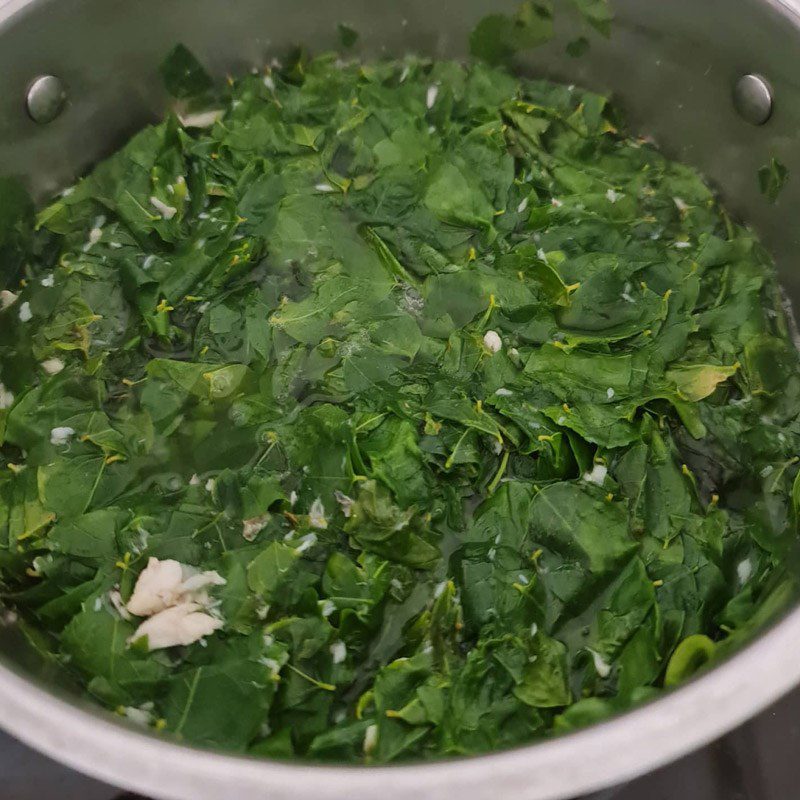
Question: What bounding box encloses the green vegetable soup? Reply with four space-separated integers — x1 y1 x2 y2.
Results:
1 51 799 762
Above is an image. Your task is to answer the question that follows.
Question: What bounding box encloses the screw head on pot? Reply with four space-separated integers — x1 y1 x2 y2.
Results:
733 74 773 126
26 74 67 124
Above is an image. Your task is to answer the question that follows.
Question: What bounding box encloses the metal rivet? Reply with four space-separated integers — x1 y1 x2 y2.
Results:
733 74 773 126
26 75 67 124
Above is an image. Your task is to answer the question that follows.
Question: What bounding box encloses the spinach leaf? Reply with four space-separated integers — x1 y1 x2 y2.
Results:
160 44 214 99
759 157 789 204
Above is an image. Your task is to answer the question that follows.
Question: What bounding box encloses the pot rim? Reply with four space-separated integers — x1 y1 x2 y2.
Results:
2 602 800 800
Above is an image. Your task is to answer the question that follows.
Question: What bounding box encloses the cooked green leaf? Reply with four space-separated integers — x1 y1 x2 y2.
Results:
159 43 213 99
758 157 789 204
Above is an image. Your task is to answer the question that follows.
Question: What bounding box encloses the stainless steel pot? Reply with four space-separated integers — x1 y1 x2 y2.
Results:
3 1 800 798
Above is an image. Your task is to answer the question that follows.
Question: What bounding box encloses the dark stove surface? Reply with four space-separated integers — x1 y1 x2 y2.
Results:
5 684 800 800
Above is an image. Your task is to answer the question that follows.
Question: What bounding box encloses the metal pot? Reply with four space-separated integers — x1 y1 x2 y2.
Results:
2 1 800 797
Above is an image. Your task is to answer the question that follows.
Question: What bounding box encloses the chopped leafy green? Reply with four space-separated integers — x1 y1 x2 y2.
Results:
470 0 612 66
470 1 555 66
0 177 34 285
159 44 214 99
337 23 360 50
566 37 591 58
1 47 799 764
570 0 613 36
664 634 716 687
759 157 789 204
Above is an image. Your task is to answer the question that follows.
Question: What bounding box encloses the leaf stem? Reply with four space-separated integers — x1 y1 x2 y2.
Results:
286 663 336 691
487 450 509 495
175 667 203 736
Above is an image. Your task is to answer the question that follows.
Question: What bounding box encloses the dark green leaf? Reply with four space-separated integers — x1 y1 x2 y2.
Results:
758 157 789 204
159 44 213 99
